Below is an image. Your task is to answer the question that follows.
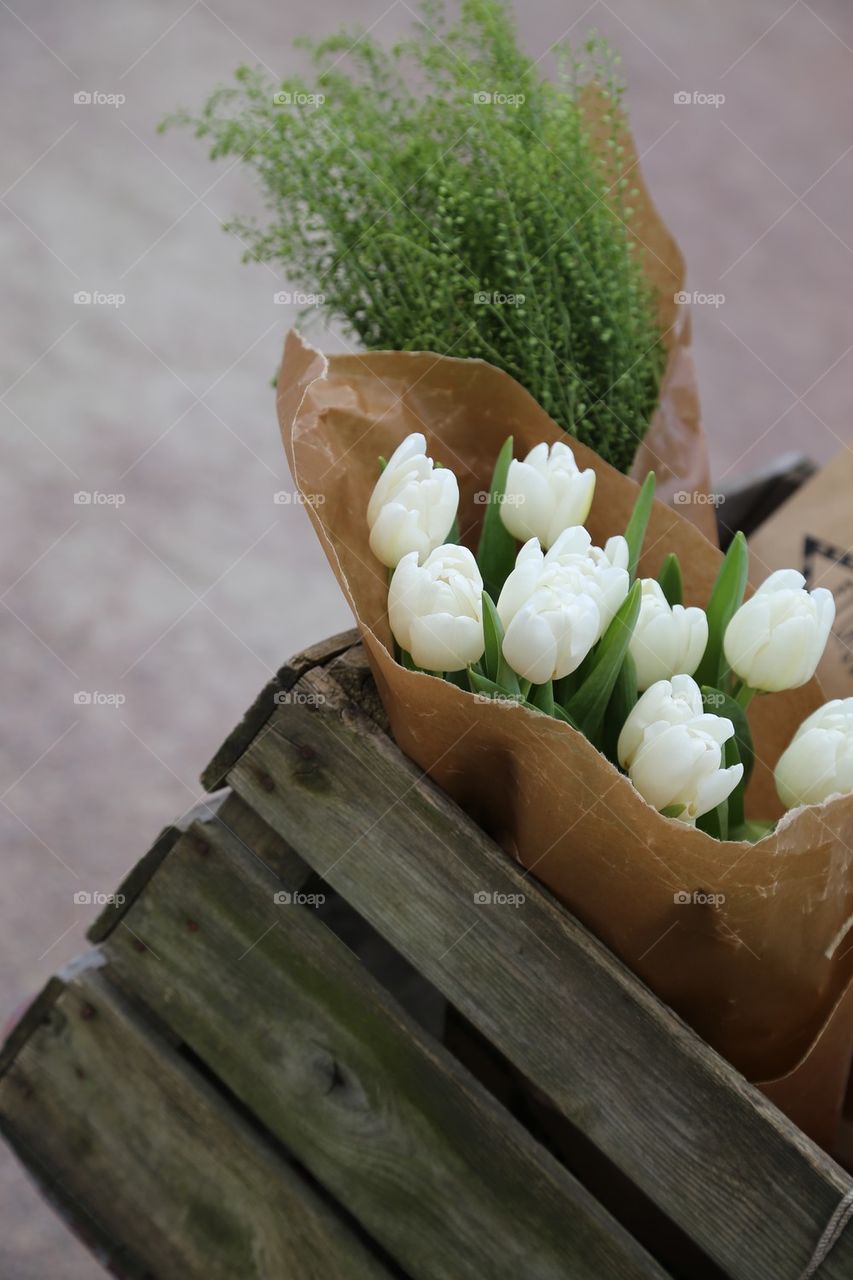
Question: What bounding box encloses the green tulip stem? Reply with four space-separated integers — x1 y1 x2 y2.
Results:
735 683 756 710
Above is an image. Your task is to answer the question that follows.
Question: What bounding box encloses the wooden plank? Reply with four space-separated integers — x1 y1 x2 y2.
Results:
228 663 853 1280
0 960 390 1280
100 805 669 1280
88 793 228 943
200 627 359 791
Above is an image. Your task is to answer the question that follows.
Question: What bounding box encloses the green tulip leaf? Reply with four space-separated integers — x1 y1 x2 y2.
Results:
730 819 776 843
657 552 683 607
694 531 748 690
624 471 656 581
724 737 744 830
546 700 581 731
466 668 522 704
444 669 469 689
530 680 554 715
660 803 686 819
697 798 728 841
519 693 581 730
480 592 519 693
401 649 426 673
481 592 501 682
700 684 754 789
476 435 517 599
603 649 638 766
566 580 642 744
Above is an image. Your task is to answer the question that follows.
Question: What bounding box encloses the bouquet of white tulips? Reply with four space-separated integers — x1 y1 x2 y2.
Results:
279 330 853 1146
370 431 838 841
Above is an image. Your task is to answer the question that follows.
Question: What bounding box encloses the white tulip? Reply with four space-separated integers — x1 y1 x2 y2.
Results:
617 674 705 766
498 527 629 642
388 544 484 672
499 578 601 686
367 433 459 568
499 441 596 548
544 527 630 633
495 529 630 684
723 569 835 693
628 578 708 692
775 698 853 809
618 676 743 824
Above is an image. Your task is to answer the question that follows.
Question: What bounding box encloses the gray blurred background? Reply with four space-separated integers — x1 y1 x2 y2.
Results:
2 0 853 1273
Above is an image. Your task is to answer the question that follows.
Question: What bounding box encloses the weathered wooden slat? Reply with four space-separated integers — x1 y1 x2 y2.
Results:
100 803 669 1280
200 627 359 791
228 663 853 1280
0 960 390 1280
87 793 228 943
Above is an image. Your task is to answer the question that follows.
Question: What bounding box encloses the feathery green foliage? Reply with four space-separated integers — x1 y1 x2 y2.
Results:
164 0 665 472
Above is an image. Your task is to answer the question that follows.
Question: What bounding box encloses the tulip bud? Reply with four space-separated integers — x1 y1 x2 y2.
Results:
723 569 835 693
498 527 629 637
368 433 459 568
496 530 630 684
775 698 853 809
500 578 601 686
388 545 484 673
499 441 596 549
628 578 708 692
544 527 630 633
617 675 743 823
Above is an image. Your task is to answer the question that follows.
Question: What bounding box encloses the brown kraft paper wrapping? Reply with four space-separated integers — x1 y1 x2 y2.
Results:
277 330 853 1146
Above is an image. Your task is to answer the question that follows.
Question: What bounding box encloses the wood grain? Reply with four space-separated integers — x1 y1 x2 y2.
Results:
100 802 668 1280
228 662 853 1280
0 960 390 1280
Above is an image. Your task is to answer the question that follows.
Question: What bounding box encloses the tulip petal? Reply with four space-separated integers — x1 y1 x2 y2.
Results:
692 762 743 821
776 728 845 808
502 608 558 685
409 613 484 673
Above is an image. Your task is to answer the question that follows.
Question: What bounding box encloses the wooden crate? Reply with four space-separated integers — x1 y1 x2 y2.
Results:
2 630 853 1280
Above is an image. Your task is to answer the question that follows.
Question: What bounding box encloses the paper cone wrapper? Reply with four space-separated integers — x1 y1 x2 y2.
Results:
277 330 853 1146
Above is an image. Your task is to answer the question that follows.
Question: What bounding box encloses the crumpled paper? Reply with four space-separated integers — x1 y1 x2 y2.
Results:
277 329 853 1147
